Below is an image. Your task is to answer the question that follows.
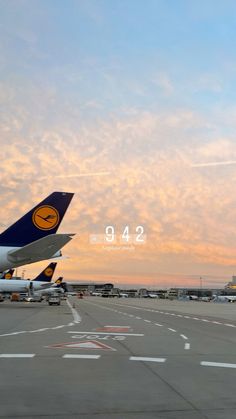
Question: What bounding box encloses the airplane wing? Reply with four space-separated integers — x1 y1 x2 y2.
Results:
7 234 75 265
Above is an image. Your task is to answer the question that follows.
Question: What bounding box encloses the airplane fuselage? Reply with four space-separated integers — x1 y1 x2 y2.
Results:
0 279 52 293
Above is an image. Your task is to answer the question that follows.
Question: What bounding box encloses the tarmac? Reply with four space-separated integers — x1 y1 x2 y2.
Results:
0 296 235 418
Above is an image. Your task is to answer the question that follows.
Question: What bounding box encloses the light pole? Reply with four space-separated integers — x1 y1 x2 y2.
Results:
200 276 203 296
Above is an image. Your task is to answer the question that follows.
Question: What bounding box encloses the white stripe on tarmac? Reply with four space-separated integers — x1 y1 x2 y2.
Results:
130 357 166 363
0 354 35 358
224 324 236 328
63 354 100 359
185 343 190 350
201 361 236 369
68 331 144 336
66 299 81 323
180 334 188 340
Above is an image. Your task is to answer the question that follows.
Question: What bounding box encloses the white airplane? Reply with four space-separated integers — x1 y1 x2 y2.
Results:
213 295 236 303
28 276 65 299
0 191 74 272
0 262 58 293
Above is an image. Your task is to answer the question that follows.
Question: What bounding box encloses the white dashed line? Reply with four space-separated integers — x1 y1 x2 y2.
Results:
168 328 176 332
155 323 163 327
63 354 100 359
185 343 190 350
180 334 188 340
0 354 35 358
201 361 236 369
130 356 166 363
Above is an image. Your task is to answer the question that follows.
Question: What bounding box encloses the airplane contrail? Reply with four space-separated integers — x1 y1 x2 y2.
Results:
191 160 236 168
38 171 111 180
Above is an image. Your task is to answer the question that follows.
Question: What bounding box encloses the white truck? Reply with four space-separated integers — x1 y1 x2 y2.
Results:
48 294 61 306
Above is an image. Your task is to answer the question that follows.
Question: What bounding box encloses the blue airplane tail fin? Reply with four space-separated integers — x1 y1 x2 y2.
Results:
33 262 57 282
0 192 74 247
54 276 63 285
0 269 15 279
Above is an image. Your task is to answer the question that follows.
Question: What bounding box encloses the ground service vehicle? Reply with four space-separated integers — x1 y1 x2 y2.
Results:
48 294 61 306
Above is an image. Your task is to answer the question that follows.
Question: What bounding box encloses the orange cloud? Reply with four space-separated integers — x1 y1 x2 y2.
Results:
1 104 236 288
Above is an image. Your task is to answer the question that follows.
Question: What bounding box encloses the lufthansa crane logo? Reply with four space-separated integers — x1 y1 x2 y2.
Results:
5 273 12 279
32 205 59 230
44 267 54 277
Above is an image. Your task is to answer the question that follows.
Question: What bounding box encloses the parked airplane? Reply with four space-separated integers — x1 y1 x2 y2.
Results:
32 262 57 283
32 276 65 297
0 262 58 293
213 295 236 303
0 191 74 272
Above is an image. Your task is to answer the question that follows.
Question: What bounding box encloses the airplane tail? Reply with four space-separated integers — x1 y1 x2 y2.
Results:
0 192 74 247
0 268 15 279
54 276 63 285
33 262 57 282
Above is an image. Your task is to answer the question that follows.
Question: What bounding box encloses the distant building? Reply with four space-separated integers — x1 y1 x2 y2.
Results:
225 275 236 290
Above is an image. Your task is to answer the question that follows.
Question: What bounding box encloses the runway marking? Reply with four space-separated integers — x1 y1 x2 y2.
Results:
92 301 236 330
96 326 131 333
130 356 166 363
84 301 190 350
180 334 188 340
185 343 190 350
52 325 65 329
0 300 82 338
0 354 35 358
68 331 144 336
71 334 127 341
35 328 49 332
66 299 81 323
63 354 100 359
201 361 236 369
48 340 116 351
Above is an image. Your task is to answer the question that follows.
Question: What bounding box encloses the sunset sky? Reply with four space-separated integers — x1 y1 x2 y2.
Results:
1 0 236 288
